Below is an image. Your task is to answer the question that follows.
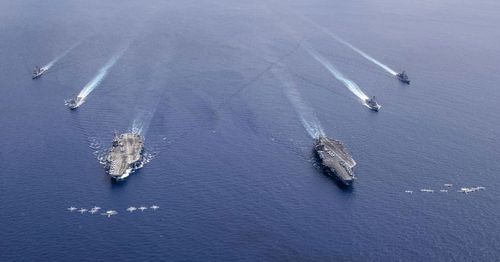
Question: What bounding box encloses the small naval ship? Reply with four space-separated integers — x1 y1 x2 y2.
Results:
396 71 410 84
32 66 47 79
364 96 381 111
105 132 145 180
314 136 356 186
65 96 85 110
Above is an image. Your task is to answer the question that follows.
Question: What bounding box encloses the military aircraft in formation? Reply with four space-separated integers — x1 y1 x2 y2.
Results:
102 210 118 218
68 205 159 216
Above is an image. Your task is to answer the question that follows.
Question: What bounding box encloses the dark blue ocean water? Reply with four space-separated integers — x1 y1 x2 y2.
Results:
1 0 500 261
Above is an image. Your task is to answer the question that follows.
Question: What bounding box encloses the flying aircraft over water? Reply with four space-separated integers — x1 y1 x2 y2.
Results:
102 210 118 217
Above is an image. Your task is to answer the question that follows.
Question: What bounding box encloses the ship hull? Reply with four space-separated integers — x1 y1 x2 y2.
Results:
317 158 353 185
32 68 47 79
397 74 410 84
314 137 356 186
65 97 85 110
315 151 353 186
105 133 144 180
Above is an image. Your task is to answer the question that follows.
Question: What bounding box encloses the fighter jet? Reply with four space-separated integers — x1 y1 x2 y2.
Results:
458 187 473 194
92 206 101 211
102 210 118 218
67 206 77 212
126 207 137 212
138 206 148 212
89 209 98 214
458 187 485 194
78 208 88 214
150 205 160 210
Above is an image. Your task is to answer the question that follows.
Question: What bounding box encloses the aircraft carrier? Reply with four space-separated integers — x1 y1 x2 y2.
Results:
105 132 144 180
314 136 356 186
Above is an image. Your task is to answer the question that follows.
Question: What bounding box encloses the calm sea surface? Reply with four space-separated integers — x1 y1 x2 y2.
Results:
1 0 499 261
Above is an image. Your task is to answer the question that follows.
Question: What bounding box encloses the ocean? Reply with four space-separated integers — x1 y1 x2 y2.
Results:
1 0 499 261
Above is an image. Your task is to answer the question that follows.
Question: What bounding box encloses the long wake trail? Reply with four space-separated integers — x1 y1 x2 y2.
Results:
43 41 82 70
274 68 324 139
130 80 167 137
130 59 171 137
304 45 369 101
131 110 155 136
77 45 128 100
329 34 397 75
303 17 398 76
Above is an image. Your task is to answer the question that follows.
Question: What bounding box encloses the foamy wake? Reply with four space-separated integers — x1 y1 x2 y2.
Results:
273 67 325 139
43 40 83 70
131 110 154 136
77 45 129 99
329 34 398 76
305 45 369 101
303 17 398 76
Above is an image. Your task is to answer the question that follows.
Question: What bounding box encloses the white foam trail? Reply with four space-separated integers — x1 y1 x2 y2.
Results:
130 87 164 137
129 85 165 137
329 34 398 76
128 57 171 138
274 68 325 139
305 46 369 101
302 17 398 76
77 45 128 99
131 110 154 136
43 41 82 70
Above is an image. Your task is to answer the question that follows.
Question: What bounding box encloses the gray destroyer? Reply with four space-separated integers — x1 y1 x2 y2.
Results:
364 96 381 111
32 66 47 79
314 136 356 186
397 71 410 84
105 132 145 180
65 96 85 110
